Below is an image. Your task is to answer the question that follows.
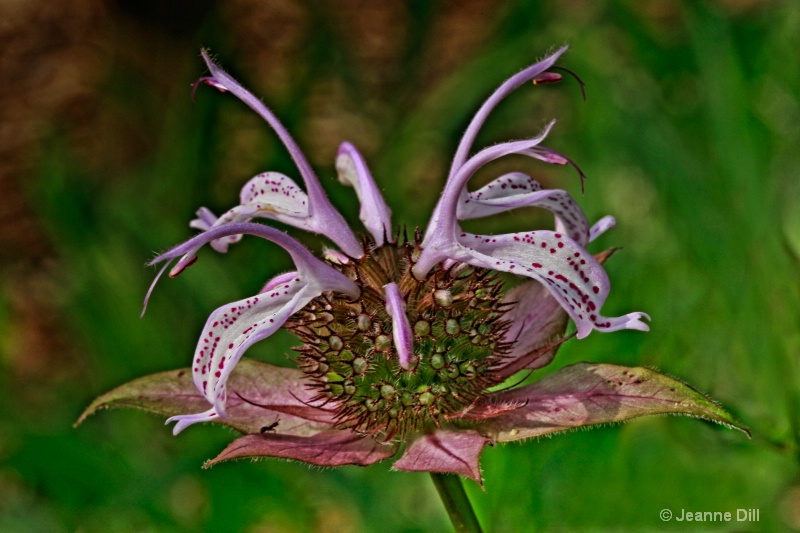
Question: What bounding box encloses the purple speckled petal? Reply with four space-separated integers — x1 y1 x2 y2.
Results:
148 222 359 301
197 50 363 258
449 46 568 178
384 282 413 370
589 215 616 242
260 271 299 294
206 430 398 468
180 173 315 262
414 114 648 340
148 221 361 314
457 172 590 245
145 223 359 433
434 230 649 339
392 429 492 484
166 275 308 433
237 172 309 218
336 142 393 245
417 122 557 277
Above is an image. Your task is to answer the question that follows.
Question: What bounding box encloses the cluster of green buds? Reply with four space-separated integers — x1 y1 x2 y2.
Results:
288 235 510 440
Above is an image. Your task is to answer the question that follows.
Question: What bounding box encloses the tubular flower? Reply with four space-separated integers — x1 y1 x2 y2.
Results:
81 47 748 485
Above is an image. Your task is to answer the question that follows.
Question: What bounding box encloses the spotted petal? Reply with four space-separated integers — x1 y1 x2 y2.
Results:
415 119 648 339
197 50 362 258
420 123 558 260
166 276 307 434
336 142 393 245
236 172 310 218
450 230 649 339
260 271 299 293
589 215 616 241
458 172 590 245
178 173 314 265
146 222 359 433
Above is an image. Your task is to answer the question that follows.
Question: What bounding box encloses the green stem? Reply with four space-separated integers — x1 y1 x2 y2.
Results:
430 473 483 533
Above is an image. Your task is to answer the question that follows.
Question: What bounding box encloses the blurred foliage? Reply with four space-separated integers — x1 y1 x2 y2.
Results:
1 0 799 531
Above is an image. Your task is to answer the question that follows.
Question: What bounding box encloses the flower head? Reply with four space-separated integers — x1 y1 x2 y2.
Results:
82 47 747 485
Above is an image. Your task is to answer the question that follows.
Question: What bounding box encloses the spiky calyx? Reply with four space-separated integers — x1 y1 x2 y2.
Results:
285 234 512 441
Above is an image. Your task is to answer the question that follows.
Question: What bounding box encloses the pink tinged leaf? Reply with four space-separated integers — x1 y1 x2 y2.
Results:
197 50 363 258
457 172 590 245
474 363 750 442
205 430 398 468
451 230 650 338
491 334 573 382
589 215 616 242
452 401 529 420
336 142 393 245
384 282 414 370
76 359 335 436
392 429 492 485
222 360 338 430
493 280 570 378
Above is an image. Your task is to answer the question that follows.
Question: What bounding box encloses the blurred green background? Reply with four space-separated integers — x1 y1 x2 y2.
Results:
1 0 798 531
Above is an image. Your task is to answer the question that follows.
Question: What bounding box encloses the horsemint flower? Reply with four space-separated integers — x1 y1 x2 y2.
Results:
80 47 747 485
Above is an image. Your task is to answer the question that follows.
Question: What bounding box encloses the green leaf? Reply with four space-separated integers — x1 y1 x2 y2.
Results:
76 359 331 436
479 363 750 442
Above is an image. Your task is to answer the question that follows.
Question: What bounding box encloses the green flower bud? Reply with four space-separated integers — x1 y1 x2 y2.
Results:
329 336 343 351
